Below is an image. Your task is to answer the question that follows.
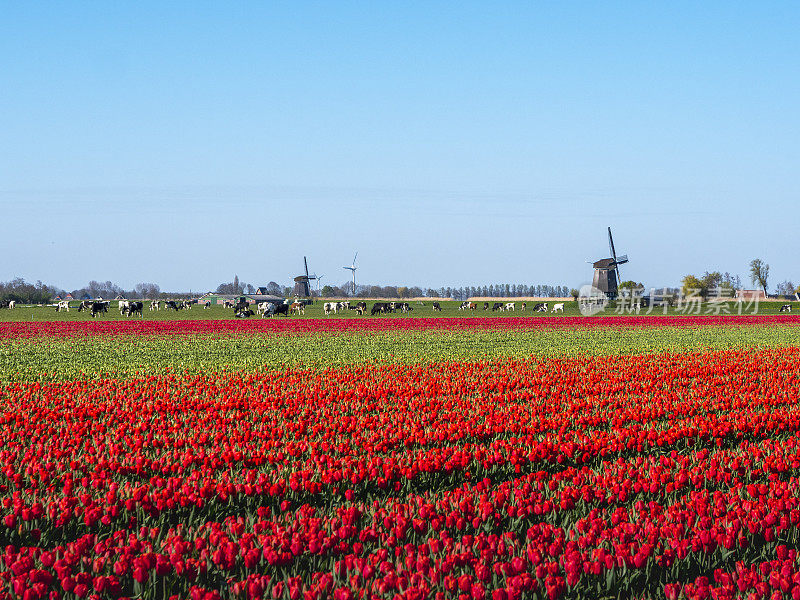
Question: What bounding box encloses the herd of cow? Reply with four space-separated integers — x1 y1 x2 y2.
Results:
50 299 196 317
458 300 564 312
2 298 564 318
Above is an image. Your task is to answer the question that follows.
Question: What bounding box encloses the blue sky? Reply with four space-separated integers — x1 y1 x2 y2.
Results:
1 2 798 292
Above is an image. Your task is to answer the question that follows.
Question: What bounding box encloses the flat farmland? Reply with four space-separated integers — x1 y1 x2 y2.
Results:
0 298 795 322
1 316 800 599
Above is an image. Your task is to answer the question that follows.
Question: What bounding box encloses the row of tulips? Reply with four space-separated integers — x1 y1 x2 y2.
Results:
2 314 799 339
2 347 800 598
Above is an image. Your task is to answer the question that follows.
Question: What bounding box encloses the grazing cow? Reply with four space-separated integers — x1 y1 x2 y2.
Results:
149 300 160 311
356 301 367 314
8 300 15 309
235 309 255 318
504 302 515 312
223 300 234 309
484 302 489 310
371 302 389 315
125 301 144 317
273 302 290 317
164 300 180 311
532 302 548 312
551 302 564 313
290 302 305 315
459 301 470 311
780 304 792 312
398 302 412 313
257 302 277 318
520 303 526 311
324 302 336 315
182 300 192 310
55 301 70 312
77 300 94 312
432 301 442 311
232 299 248 314
91 301 109 318
203 301 211 309
119 300 130 315
492 302 503 312
349 305 365 315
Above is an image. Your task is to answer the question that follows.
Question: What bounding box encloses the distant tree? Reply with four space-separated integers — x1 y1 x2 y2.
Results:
266 282 281 295
215 282 235 295
321 285 334 297
397 286 409 298
0 277 61 304
409 286 422 298
233 275 240 295
85 280 123 299
681 274 703 298
775 280 796 297
426 288 439 298
570 288 579 301
134 282 161 299
488 285 494 297
700 271 722 297
749 258 770 295
618 281 644 299
244 283 255 294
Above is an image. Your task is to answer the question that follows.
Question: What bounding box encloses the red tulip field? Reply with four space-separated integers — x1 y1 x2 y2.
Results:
2 317 800 600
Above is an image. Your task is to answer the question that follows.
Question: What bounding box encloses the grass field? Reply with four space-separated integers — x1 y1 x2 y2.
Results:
0 297 790 322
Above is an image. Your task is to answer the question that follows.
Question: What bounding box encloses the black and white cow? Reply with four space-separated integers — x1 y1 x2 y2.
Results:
235 309 255 318
780 304 792 312
91 301 109 318
125 301 144 317
165 300 180 311
432 302 442 312
371 302 389 315
492 302 503 312
532 302 548 312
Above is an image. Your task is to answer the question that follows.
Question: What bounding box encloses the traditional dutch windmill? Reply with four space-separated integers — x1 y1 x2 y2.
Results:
591 228 629 299
293 257 318 297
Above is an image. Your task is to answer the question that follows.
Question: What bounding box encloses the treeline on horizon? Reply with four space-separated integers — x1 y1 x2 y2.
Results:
218 279 573 299
0 277 573 304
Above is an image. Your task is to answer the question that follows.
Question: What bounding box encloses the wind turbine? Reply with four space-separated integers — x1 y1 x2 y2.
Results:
316 274 324 295
343 252 358 295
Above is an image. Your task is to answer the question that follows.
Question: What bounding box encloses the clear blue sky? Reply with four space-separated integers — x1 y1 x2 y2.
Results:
2 2 798 292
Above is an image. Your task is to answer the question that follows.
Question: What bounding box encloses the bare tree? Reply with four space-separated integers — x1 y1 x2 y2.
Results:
749 258 770 294
134 282 161 299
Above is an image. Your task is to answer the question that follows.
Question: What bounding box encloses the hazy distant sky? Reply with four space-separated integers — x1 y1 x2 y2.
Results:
2 2 798 292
